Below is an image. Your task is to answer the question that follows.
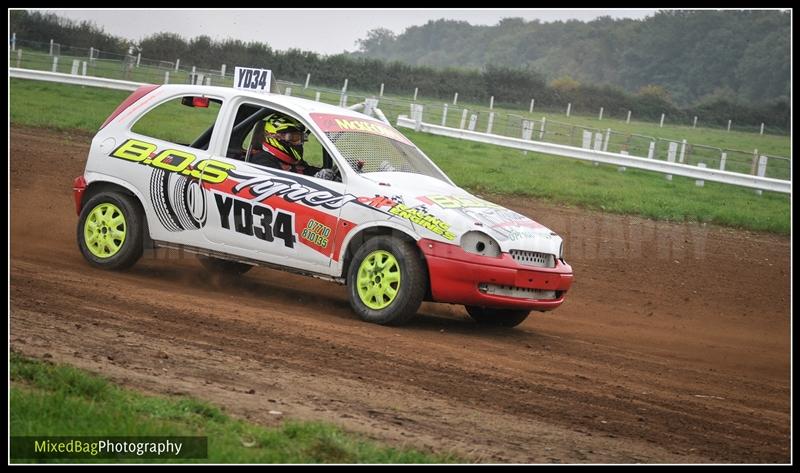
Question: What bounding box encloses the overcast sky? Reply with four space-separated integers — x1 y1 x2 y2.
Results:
40 9 657 55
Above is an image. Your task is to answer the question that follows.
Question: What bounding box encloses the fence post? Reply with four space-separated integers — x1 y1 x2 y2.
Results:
598 107 604 121
413 87 418 101
489 96 494 110
11 32 15 51
666 142 678 180
459 109 468 129
164 71 170 84
51 56 58 73
441 104 448 127
379 83 384 97
315 91 320 102
522 120 533 155
468 114 477 131
453 92 458 105
593 133 603 151
529 99 535 113
220 64 226 77
755 155 768 195
487 112 495 134
647 141 655 159
16 49 22 68
539 117 547 140
81 61 87 76
679 139 687 163
136 52 141 67
619 150 628 172
604 128 611 152
750 149 759 174
70 59 79 75
566 103 571 117
89 47 95 63
284 87 292 96
727 119 732 132
626 110 631 124
696 163 706 187
659 113 665 128
760 123 765 135
719 151 727 171
413 105 424 131
175 59 180 71
581 130 592 149
304 73 311 89
693 116 698 128
49 39 54 56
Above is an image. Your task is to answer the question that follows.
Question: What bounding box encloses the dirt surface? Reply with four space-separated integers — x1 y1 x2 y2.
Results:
10 126 791 463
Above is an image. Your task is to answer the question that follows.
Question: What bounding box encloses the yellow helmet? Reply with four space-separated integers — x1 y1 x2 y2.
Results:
262 113 306 164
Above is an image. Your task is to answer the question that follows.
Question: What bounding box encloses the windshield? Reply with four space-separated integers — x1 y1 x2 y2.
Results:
310 113 449 181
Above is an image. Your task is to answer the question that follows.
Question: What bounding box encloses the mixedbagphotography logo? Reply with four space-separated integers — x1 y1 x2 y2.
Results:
10 436 208 460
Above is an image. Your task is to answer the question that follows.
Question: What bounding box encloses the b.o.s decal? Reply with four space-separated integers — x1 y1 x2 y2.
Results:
110 138 234 184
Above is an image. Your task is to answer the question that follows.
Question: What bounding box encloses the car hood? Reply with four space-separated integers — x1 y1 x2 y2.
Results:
359 172 563 257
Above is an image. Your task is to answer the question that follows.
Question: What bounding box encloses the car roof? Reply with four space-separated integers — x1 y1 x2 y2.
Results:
154 84 369 121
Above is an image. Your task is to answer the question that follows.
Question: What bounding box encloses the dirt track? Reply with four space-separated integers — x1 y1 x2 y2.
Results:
10 126 791 463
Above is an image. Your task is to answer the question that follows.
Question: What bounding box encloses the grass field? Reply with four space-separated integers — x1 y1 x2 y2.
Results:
10 353 453 463
9 78 791 234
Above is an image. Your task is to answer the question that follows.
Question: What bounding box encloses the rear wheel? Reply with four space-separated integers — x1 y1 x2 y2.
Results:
465 306 530 328
197 255 253 276
77 191 143 270
347 236 427 325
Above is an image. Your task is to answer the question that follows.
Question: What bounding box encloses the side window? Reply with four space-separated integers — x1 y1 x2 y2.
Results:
228 103 340 181
131 96 222 150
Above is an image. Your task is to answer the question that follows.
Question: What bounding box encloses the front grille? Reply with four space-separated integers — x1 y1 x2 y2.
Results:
510 249 555 268
479 284 557 300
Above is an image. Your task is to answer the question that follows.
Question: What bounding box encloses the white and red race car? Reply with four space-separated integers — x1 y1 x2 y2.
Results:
74 71 573 327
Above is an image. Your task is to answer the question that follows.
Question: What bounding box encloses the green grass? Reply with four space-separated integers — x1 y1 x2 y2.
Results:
9 78 790 234
10 353 455 463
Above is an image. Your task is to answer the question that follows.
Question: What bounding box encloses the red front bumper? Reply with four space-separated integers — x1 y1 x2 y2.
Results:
418 238 573 311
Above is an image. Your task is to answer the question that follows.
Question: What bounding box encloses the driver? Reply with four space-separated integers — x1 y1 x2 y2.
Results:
250 113 321 176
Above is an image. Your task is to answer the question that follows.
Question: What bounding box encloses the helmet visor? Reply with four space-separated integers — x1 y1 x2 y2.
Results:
272 130 307 145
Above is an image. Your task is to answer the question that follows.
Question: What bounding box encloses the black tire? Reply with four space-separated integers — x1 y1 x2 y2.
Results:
465 306 530 328
77 191 143 270
197 255 253 276
347 236 427 326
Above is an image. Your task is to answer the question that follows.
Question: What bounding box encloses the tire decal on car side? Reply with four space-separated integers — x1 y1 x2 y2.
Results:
150 169 183 232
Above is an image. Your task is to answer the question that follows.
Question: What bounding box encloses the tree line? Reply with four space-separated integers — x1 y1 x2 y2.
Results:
10 10 790 131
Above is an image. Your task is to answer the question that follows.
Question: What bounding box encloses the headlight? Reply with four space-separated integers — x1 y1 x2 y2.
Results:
460 231 501 257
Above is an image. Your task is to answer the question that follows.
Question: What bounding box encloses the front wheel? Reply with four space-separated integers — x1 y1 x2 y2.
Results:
465 306 530 328
347 236 427 325
77 191 143 270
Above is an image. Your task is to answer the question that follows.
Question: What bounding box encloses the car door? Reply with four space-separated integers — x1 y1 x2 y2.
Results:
200 101 349 274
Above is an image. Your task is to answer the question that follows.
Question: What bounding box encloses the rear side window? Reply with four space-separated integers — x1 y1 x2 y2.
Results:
131 96 222 150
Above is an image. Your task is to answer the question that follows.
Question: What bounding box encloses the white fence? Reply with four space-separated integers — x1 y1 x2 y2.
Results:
396 116 791 194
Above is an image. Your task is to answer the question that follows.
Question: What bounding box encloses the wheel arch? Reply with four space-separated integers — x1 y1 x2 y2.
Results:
340 224 420 278
81 177 153 249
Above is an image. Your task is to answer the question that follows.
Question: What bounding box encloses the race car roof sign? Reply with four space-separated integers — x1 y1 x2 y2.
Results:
234 67 276 93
